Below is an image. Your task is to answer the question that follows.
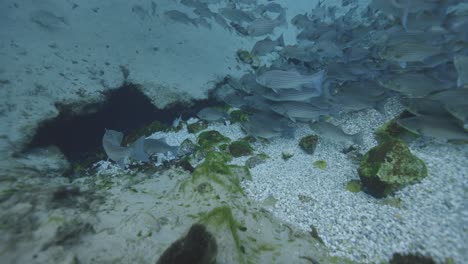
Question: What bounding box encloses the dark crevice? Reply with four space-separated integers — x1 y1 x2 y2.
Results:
26 83 222 162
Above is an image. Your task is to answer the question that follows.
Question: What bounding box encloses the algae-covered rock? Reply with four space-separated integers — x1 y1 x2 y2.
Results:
313 160 327 170
197 130 231 150
188 120 208 134
156 223 217 264
375 111 416 143
299 135 319 154
228 141 253 157
358 138 427 198
281 152 294 161
245 153 269 168
230 110 250 124
346 180 362 193
123 120 168 145
389 253 436 264
179 139 196 156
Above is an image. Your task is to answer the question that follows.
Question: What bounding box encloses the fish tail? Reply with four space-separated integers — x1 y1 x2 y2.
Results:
281 126 296 139
276 34 285 47
130 136 150 162
278 10 287 28
352 131 365 146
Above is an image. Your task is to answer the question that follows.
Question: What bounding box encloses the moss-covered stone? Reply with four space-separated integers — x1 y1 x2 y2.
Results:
245 153 269 168
237 49 254 64
389 253 436 264
358 138 427 198
123 120 168 145
375 111 416 143
197 130 231 150
313 160 327 170
156 223 217 264
228 141 253 157
299 135 319 154
346 180 362 193
281 152 294 161
188 121 208 134
241 135 256 143
230 110 250 124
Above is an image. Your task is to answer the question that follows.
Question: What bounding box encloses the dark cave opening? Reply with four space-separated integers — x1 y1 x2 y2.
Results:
26 84 219 163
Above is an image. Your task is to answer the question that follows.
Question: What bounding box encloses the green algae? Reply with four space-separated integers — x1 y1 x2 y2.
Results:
190 152 250 194
346 180 362 193
299 135 319 154
229 140 253 157
358 138 427 198
375 111 417 143
187 120 208 134
230 110 250 124
313 160 327 170
199 206 246 263
281 152 294 161
197 130 231 150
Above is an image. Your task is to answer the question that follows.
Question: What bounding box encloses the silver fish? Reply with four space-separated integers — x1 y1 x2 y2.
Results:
309 121 363 146
256 69 325 92
144 138 179 156
445 104 468 130
102 129 148 167
291 13 311 29
164 10 197 26
219 8 255 23
428 89 468 107
197 107 228 121
454 54 468 88
255 3 284 14
240 112 292 139
261 86 322 102
401 98 449 117
270 101 331 122
378 73 449 98
247 11 286 36
251 34 284 56
397 115 468 141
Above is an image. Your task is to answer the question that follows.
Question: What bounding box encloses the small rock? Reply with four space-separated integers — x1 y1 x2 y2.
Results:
389 253 436 264
187 121 208 134
228 140 253 157
156 224 217 264
245 153 269 169
299 135 319 154
358 138 427 198
313 160 327 170
345 180 362 193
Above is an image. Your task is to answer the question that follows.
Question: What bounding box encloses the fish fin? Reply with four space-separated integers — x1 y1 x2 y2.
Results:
276 34 285 47
130 136 149 162
352 131 364 146
374 100 387 114
116 158 127 169
287 115 296 123
277 10 287 28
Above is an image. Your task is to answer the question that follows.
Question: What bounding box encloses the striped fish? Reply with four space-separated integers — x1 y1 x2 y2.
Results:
256 69 325 92
269 101 330 122
247 11 286 36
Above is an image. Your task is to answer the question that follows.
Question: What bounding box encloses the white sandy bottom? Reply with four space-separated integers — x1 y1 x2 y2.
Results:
228 107 468 263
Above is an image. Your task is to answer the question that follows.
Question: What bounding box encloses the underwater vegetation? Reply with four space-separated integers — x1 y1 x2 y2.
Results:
299 135 319 155
358 139 427 198
156 224 217 264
